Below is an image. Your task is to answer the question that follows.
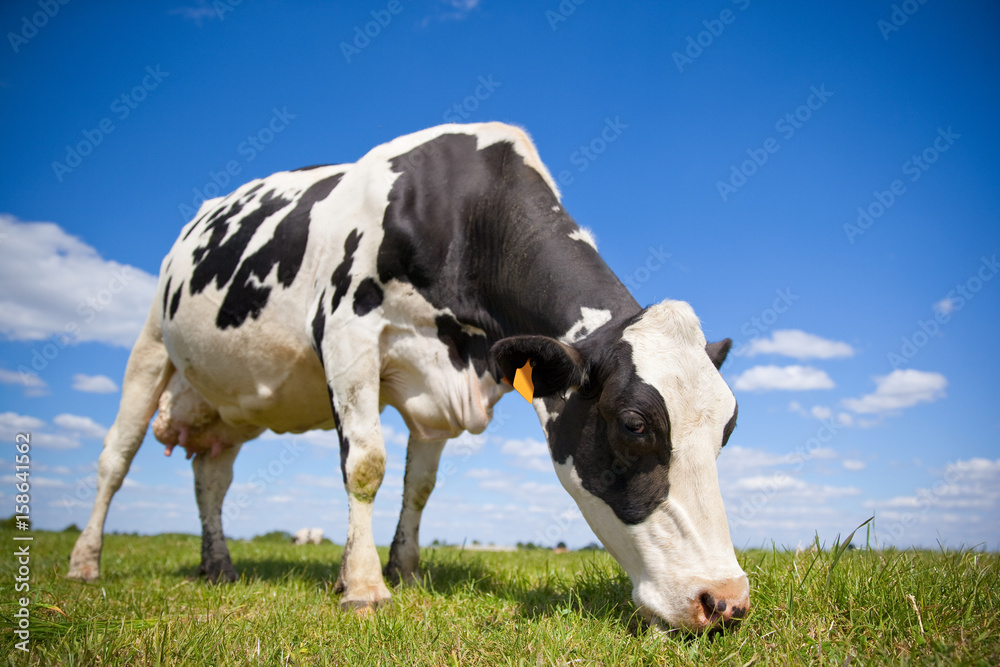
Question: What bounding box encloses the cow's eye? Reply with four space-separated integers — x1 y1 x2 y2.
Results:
620 411 646 436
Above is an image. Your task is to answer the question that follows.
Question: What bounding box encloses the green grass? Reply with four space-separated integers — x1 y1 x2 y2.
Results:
1 528 997 665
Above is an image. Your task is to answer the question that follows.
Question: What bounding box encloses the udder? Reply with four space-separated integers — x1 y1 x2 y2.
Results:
152 373 263 459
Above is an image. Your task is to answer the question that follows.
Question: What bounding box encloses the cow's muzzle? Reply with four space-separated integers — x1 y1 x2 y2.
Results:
690 576 750 631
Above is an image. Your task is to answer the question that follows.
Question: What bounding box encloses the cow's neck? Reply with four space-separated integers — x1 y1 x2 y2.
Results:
475 195 641 344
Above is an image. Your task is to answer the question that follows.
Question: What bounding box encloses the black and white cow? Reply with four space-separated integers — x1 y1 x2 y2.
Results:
68 123 748 632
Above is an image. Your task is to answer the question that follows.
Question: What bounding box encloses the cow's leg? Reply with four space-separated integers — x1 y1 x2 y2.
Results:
320 338 391 610
385 437 447 584
192 442 243 582
68 320 172 581
331 401 391 609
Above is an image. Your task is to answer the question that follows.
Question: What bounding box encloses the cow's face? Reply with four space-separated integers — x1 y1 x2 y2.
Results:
492 300 748 632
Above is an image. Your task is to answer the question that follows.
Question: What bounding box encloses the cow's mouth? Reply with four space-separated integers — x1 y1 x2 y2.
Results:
639 604 746 636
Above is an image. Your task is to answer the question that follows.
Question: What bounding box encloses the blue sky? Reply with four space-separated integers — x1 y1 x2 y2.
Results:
1 0 998 552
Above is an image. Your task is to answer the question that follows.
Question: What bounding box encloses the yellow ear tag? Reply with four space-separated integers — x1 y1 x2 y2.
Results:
512 360 535 403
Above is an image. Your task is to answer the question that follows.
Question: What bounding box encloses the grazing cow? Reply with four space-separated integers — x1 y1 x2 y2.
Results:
68 122 748 632
292 528 324 546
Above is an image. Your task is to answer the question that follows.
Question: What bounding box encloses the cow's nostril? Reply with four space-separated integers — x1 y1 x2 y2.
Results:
715 599 727 613
699 592 717 619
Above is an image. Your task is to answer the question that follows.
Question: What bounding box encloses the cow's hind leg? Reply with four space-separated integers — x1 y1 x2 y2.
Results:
68 319 172 581
385 437 446 585
192 442 243 582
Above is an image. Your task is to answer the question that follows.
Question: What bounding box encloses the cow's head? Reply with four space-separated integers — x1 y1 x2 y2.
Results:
492 300 747 632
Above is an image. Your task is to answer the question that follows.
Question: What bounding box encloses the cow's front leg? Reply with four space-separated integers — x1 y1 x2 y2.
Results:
192 443 242 583
322 357 391 609
385 437 446 584
332 401 391 609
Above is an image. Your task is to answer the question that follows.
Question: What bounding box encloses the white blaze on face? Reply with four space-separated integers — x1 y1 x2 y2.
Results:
623 301 746 629
551 300 747 631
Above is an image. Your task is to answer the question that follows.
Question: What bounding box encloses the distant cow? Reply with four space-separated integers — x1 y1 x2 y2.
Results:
292 528 324 546
68 123 747 632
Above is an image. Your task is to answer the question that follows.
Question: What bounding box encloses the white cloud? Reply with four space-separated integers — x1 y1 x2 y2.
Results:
444 431 485 457
516 480 563 497
843 369 947 414
732 365 835 392
727 474 861 502
261 428 340 449
842 459 866 471
717 446 838 487
0 215 158 348
933 297 955 317
500 438 551 472
0 411 45 433
0 411 117 450
168 3 218 27
719 445 794 471
423 0 481 24
810 447 837 460
379 424 409 448
480 477 513 491
293 474 342 488
34 463 72 475
740 330 855 360
811 405 832 420
35 432 84 449
53 414 108 439
0 367 48 396
864 458 1000 548
72 373 118 393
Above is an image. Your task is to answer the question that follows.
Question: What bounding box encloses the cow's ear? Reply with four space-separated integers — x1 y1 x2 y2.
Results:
705 338 733 370
491 336 585 398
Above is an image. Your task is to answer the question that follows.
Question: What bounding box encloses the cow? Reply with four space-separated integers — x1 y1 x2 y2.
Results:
67 122 748 632
292 528 324 546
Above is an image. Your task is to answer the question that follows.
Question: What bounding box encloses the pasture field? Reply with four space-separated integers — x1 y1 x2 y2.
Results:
1 527 997 665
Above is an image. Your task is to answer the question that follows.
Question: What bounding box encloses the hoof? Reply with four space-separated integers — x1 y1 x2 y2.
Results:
199 562 238 583
66 565 99 582
340 596 392 613
383 564 420 586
